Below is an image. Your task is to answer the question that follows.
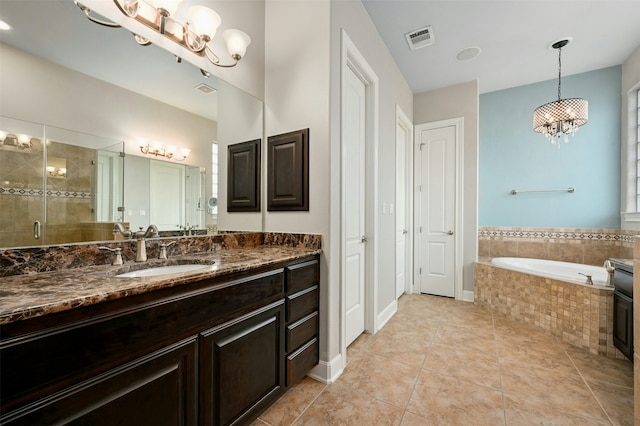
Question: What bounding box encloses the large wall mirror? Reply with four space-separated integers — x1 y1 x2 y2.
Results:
0 0 264 249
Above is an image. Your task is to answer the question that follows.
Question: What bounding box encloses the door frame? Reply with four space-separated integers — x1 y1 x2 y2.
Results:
395 105 413 296
340 29 379 358
413 118 464 300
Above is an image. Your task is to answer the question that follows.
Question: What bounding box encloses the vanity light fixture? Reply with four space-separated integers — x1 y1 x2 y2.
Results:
75 0 251 69
139 140 190 161
533 38 588 145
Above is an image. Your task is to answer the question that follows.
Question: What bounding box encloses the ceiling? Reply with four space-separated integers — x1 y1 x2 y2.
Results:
1 0 639 112
361 0 640 94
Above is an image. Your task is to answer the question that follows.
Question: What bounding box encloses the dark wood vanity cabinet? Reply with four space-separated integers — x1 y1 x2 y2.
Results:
0 255 320 426
285 259 320 386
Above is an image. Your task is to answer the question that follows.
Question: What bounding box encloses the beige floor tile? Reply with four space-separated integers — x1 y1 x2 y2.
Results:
423 341 502 390
294 382 403 426
503 394 611 425
496 340 577 374
399 411 436 426
406 370 505 425
259 377 326 426
588 379 634 426
565 345 634 388
500 362 608 421
433 323 497 355
364 323 434 367
337 353 420 408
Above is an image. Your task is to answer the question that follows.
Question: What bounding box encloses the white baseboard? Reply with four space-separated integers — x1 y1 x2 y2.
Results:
377 299 398 330
307 353 344 384
462 290 474 302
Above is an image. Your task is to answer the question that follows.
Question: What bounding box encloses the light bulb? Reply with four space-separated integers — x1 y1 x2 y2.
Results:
17 134 31 144
223 29 251 60
0 130 7 142
187 6 221 40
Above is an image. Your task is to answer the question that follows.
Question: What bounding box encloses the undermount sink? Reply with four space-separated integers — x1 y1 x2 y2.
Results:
116 264 211 278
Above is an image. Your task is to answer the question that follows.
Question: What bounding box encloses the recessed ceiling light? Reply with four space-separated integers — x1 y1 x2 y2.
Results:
0 20 12 31
195 83 217 95
456 46 481 61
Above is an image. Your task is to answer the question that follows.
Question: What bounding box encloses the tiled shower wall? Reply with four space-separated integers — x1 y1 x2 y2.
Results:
0 141 95 247
478 227 637 265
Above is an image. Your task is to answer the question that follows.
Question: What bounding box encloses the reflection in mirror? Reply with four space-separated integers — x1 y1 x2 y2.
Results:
0 0 264 249
0 116 125 247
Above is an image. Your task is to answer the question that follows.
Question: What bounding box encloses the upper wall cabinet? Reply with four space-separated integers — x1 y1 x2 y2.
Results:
267 129 309 211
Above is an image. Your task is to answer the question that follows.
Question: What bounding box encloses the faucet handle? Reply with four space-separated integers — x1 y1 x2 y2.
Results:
158 241 177 259
99 246 124 265
578 273 593 285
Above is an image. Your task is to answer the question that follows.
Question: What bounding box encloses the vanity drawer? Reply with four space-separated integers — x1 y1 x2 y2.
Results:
286 311 318 353
286 338 319 387
286 259 319 294
286 286 318 323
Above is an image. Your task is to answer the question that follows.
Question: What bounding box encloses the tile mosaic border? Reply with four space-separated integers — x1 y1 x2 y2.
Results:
0 187 91 199
478 227 636 244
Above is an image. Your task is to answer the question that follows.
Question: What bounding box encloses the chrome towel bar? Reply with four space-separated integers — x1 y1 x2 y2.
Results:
510 187 575 195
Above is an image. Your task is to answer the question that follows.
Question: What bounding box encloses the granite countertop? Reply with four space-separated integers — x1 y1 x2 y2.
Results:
0 245 321 325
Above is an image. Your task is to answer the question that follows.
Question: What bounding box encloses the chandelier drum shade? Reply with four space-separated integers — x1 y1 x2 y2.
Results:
533 39 588 145
74 0 251 69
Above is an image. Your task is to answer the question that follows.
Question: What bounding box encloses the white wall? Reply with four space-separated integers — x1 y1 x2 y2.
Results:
414 81 479 294
264 0 334 369
330 0 414 324
620 45 640 229
217 80 264 231
0 44 216 173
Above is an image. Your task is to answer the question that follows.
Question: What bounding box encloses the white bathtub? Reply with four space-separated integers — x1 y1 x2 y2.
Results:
490 257 609 287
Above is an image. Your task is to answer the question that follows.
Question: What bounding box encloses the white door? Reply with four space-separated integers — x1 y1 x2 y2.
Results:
344 65 367 347
150 160 185 231
395 112 410 299
416 125 456 297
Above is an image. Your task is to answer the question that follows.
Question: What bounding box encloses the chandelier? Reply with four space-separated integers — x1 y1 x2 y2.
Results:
75 0 251 69
533 39 588 145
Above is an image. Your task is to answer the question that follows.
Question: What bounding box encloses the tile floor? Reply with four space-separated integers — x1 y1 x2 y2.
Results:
254 293 634 425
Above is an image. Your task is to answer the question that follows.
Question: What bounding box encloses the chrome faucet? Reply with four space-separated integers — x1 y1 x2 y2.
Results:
98 246 124 265
113 222 132 238
604 260 615 287
134 225 159 262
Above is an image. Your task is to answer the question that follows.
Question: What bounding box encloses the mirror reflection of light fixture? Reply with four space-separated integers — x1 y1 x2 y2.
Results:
74 0 251 69
0 131 34 150
533 38 589 145
139 139 190 161
47 166 67 179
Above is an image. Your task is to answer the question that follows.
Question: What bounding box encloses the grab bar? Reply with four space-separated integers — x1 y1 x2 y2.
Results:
510 187 575 195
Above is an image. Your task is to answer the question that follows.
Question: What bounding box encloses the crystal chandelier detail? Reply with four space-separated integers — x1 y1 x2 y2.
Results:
533 39 588 145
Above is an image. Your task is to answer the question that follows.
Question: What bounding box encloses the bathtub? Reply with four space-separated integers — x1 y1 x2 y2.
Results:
490 257 609 287
475 258 617 357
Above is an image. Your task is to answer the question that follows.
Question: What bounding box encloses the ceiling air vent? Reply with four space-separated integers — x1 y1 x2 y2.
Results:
405 25 435 51
195 83 217 95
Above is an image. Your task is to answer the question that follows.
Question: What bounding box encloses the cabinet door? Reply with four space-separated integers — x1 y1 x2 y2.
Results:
613 291 634 360
1 337 198 426
200 302 285 426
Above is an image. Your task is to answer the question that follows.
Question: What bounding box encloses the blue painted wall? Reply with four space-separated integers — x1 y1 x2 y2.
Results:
479 66 621 228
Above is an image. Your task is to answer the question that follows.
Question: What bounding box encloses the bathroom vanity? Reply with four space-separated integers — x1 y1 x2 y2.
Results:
0 236 320 426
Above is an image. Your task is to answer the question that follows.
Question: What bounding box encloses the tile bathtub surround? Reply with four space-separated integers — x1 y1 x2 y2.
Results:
474 261 624 359
0 232 322 277
253 294 633 426
478 227 637 265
